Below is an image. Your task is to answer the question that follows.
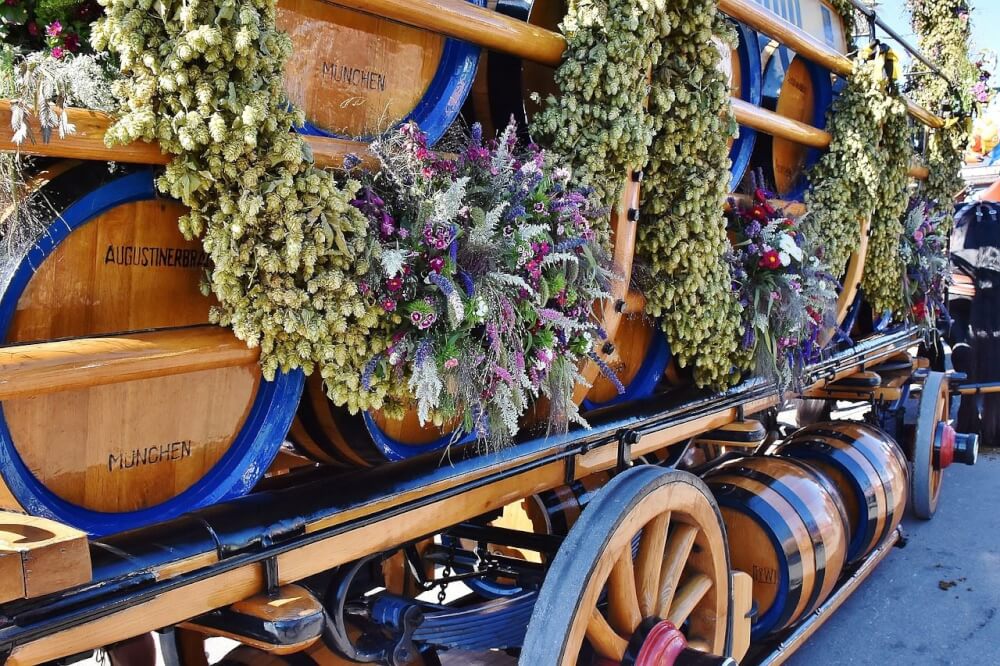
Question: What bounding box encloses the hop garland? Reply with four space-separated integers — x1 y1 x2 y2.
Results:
529 0 669 228
803 53 907 278
638 3 745 388
907 0 973 233
861 85 911 317
92 0 385 413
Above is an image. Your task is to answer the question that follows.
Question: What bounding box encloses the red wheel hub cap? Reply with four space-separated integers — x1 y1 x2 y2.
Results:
935 422 955 469
634 621 688 666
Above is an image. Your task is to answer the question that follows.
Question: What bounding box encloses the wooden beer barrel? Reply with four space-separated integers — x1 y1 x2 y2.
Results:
749 45 834 199
776 421 909 563
289 375 475 466
0 164 303 535
277 0 483 144
705 456 849 638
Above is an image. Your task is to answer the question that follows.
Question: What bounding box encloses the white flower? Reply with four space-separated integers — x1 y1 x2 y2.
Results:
777 233 803 262
779 251 791 267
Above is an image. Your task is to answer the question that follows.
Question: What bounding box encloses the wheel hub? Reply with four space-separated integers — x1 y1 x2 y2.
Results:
934 422 955 469
625 620 687 666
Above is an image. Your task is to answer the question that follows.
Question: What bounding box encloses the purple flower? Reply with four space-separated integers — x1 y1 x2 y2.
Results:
533 202 547 215
381 298 397 312
361 355 380 391
46 20 62 37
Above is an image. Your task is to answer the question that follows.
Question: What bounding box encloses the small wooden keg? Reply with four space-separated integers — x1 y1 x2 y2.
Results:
0 163 302 535
705 456 849 638
749 44 834 199
277 0 482 144
777 421 909 563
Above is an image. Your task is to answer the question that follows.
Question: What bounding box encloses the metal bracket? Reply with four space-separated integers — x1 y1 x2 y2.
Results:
564 451 576 485
263 556 279 597
617 430 640 473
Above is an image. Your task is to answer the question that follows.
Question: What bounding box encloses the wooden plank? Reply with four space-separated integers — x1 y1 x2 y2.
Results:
732 570 753 662
732 98 830 149
0 326 257 401
0 511 91 604
0 101 375 169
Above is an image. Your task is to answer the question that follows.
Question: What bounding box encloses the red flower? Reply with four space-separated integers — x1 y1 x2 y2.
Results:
381 298 397 312
26 21 38 36
758 249 781 269
428 256 445 273
386 277 403 292
912 300 928 321
751 205 769 222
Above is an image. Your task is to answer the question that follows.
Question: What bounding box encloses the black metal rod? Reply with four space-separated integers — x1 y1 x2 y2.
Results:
847 0 957 91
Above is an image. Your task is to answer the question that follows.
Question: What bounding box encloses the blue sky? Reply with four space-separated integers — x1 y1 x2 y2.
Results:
874 1 999 58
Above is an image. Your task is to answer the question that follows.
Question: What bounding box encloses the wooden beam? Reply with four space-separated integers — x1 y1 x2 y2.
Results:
0 102 376 170
719 0 944 129
0 512 91 604
731 99 928 180
320 0 566 66
732 98 831 149
0 327 258 401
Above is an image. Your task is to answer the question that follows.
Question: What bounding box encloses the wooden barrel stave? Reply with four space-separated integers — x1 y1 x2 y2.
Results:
277 0 483 144
749 44 834 199
705 456 848 638
0 164 302 535
777 421 908 563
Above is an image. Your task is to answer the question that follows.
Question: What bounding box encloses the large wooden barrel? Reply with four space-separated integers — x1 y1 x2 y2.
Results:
705 456 849 638
0 163 303 535
749 44 833 199
776 421 909 563
277 0 482 144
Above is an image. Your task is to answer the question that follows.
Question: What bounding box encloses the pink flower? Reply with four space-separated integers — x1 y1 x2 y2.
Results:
386 277 403 292
381 298 397 312
45 20 62 37
428 256 445 273
444 358 458 369
50 46 64 59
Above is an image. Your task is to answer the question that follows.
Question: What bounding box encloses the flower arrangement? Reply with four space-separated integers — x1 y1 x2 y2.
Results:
727 180 838 391
899 198 951 329
352 121 616 448
1 0 100 56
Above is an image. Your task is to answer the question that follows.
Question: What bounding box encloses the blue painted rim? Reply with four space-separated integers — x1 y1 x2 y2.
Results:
582 327 672 411
296 0 485 146
873 309 893 332
362 411 476 462
763 47 834 201
730 22 762 191
0 169 304 536
713 485 791 638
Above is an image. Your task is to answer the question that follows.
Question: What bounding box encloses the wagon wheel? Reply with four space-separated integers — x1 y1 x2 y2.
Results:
521 466 732 665
911 371 951 519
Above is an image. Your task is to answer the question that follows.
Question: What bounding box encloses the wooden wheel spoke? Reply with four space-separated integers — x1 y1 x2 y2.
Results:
667 574 714 628
635 512 671 617
608 545 642 636
586 609 628 661
656 523 698 618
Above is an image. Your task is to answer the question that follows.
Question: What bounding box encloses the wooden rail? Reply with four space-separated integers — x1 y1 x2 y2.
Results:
0 327 258 401
732 100 929 180
718 0 945 129
0 102 378 170
321 0 565 66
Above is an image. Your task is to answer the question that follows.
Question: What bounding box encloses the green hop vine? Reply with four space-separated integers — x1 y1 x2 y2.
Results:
92 0 387 413
804 52 906 278
860 83 911 317
529 0 669 229
907 0 973 232
638 4 746 389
